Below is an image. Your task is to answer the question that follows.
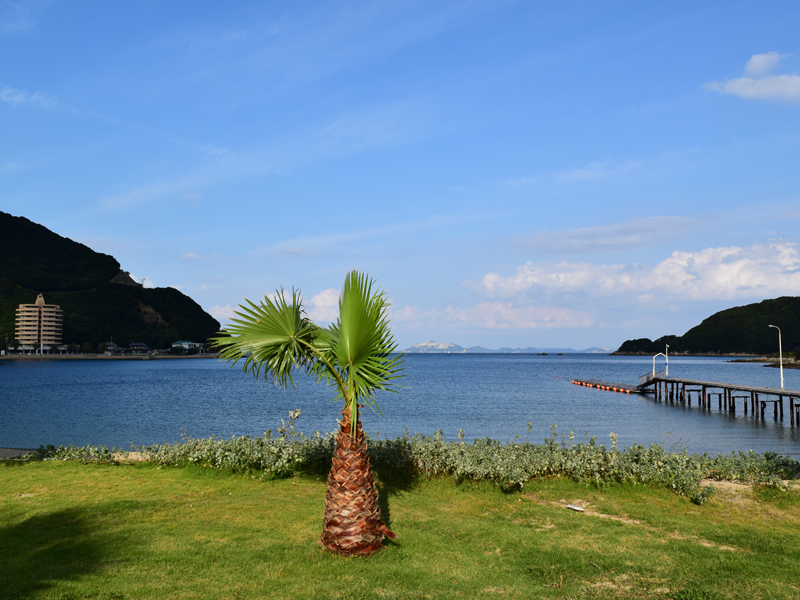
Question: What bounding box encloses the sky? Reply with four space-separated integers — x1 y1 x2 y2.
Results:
2 0 800 351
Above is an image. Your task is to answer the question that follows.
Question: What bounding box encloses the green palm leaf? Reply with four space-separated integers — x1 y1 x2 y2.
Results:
212 271 404 436
211 288 319 388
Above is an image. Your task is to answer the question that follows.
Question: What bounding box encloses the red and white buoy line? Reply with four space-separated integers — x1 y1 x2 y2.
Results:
571 379 637 394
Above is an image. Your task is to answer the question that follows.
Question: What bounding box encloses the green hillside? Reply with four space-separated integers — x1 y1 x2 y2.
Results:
0 211 220 349
615 296 800 355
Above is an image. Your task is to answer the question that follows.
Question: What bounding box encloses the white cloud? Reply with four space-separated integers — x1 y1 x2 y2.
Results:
182 252 202 260
706 52 800 102
0 84 60 109
307 288 339 323
253 213 476 257
391 305 421 322
470 242 800 302
391 302 590 331
518 216 695 253
554 158 639 182
0 0 52 34
198 144 231 157
209 304 238 322
506 158 639 188
129 274 156 288
744 51 790 77
442 303 591 330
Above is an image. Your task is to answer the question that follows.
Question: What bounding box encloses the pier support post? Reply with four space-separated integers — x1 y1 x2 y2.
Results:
779 395 783 421
702 386 707 409
718 392 722 411
791 397 795 426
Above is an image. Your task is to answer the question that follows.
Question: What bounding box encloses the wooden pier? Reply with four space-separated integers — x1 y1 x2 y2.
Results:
574 371 800 425
638 376 800 425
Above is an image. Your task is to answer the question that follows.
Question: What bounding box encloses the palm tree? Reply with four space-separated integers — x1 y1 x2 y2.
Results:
212 270 404 556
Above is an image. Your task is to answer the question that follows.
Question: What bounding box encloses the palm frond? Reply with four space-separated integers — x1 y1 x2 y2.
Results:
333 271 404 414
210 288 319 388
212 272 404 437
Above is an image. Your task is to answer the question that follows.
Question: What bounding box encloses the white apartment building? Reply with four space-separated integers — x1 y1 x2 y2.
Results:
16 294 63 348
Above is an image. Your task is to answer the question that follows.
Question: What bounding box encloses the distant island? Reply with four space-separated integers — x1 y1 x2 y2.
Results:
404 340 611 354
613 296 799 356
0 211 220 350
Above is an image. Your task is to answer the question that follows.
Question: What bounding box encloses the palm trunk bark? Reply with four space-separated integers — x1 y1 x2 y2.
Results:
319 405 395 556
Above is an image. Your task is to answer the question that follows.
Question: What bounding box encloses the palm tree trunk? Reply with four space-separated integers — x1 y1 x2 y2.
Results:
319 405 395 556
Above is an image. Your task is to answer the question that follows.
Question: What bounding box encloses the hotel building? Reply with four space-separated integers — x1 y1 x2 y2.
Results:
15 294 63 348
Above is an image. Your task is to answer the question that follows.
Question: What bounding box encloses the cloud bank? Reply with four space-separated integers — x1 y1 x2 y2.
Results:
518 216 696 253
471 242 800 302
706 52 800 102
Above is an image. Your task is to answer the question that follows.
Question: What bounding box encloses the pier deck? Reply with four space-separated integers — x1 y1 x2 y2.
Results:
574 371 800 425
639 375 800 425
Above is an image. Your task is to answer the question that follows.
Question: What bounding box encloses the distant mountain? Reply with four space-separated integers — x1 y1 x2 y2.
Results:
404 340 467 353
0 211 220 349
404 341 611 354
613 296 800 355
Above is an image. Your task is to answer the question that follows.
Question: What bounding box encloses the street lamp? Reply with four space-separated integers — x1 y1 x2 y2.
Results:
665 344 669 377
768 325 784 390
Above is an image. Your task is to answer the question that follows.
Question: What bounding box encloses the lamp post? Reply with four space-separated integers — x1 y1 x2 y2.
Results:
665 344 669 377
768 325 784 390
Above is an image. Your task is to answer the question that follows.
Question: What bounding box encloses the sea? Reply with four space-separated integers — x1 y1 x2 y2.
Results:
1 354 799 457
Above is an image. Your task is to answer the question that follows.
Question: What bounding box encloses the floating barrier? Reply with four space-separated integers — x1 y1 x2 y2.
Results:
571 379 637 394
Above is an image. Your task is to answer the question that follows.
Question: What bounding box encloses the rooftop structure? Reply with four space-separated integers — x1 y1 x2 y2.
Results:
15 294 63 349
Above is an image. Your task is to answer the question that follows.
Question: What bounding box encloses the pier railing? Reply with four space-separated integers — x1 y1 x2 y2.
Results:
638 370 666 386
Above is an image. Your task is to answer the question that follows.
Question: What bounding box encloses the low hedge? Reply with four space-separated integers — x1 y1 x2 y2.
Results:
29 419 800 506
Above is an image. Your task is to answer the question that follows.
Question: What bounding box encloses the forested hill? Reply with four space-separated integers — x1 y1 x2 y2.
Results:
0 211 220 349
614 297 800 355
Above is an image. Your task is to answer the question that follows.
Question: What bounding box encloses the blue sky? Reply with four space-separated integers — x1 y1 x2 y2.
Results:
2 0 800 350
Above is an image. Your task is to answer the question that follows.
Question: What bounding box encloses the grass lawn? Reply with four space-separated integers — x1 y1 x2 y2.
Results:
1 459 799 600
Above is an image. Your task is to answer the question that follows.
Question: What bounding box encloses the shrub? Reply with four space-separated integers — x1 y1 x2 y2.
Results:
29 416 800 505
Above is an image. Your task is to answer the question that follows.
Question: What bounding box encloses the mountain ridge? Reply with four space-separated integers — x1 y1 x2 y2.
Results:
613 296 800 355
0 211 220 349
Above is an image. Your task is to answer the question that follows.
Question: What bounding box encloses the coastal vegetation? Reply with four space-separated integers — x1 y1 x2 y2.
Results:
0 211 219 349
3 438 799 599
615 296 800 355
35 424 800 505
212 271 404 556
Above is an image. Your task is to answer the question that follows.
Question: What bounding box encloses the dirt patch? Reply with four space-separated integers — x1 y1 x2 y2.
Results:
113 451 148 463
668 530 738 551
522 494 741 552
701 478 752 492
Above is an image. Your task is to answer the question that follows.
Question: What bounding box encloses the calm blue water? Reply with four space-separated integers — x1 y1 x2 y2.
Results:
1 354 799 456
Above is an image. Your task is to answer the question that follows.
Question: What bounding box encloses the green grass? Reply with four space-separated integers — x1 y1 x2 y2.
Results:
2 460 799 599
